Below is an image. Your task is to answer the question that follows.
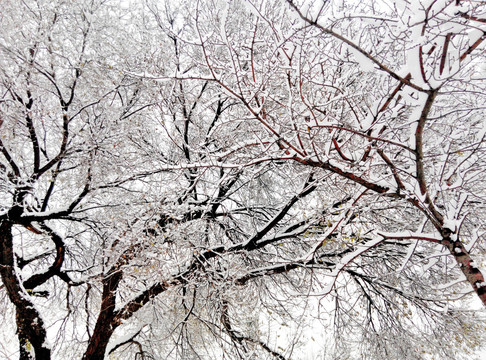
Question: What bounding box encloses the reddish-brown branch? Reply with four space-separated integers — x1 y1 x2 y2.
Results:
377 233 442 244
378 74 412 114
332 137 353 162
460 32 486 61
293 156 389 194
414 90 444 226
440 33 452 75
377 148 405 191
311 124 413 152
459 13 486 24
419 46 428 84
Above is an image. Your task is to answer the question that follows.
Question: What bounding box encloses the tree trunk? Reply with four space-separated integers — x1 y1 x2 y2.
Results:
82 272 122 360
443 236 486 307
0 221 51 360
82 317 116 360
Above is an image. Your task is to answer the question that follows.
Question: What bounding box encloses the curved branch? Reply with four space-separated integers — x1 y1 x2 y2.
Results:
22 223 66 290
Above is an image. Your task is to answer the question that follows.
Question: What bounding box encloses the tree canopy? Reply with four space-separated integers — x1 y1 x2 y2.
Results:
1 0 486 359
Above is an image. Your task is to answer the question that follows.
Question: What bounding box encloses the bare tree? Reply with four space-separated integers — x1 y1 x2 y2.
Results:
1 0 485 359
189 0 486 357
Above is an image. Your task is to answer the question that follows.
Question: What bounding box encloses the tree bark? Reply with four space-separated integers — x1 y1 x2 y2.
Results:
82 271 122 360
0 221 51 360
442 236 486 307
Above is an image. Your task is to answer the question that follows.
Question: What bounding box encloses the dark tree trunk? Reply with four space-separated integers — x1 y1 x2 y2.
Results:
82 317 117 360
0 221 51 360
82 271 122 360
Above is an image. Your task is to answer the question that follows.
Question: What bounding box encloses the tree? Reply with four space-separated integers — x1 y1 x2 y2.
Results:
0 0 485 359
181 0 486 357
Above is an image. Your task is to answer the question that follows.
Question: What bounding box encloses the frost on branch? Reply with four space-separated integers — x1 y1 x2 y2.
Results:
0 0 486 359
